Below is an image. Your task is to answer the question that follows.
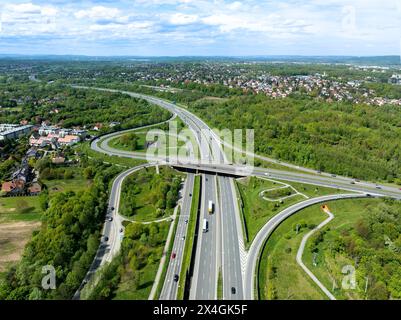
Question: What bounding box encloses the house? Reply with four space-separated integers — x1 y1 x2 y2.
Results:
1 179 25 195
93 123 103 131
58 135 80 146
52 156 65 164
28 183 42 195
26 148 40 159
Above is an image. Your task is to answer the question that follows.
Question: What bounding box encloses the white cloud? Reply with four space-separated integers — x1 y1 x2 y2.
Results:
168 13 198 25
74 6 126 22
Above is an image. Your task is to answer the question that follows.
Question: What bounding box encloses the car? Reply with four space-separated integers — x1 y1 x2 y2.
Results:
231 287 236 294
104 236 109 242
171 252 176 259
120 228 124 233
376 186 382 189
350 181 355 184
331 174 337 177
189 193 192 197
108 217 113 222
174 274 179 282
181 236 185 240
110 207 115 211
366 193 372 197
184 219 188 224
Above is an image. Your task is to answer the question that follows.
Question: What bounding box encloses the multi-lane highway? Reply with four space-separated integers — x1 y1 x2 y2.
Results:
218 176 244 300
191 174 219 299
74 85 401 301
160 173 195 300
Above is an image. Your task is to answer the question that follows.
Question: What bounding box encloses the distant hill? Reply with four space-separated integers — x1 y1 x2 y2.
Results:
0 54 399 66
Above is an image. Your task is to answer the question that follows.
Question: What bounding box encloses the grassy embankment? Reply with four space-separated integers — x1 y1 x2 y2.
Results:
258 198 384 300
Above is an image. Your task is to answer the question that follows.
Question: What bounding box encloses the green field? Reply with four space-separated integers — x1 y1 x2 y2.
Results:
43 176 91 194
258 204 328 300
113 220 171 300
236 176 345 247
0 196 42 222
302 198 388 300
261 186 296 200
108 132 148 152
258 197 391 300
120 166 185 221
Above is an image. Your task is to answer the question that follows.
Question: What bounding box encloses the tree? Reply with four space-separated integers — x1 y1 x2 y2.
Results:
368 281 389 300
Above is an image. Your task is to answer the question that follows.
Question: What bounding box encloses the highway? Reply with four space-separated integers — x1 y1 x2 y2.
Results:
81 86 249 300
73 85 401 301
160 173 195 300
218 176 244 299
191 174 219 299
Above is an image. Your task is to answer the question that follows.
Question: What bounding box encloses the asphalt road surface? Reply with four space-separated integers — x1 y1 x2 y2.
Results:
160 173 195 300
73 85 401 301
218 176 244 300
191 174 219 299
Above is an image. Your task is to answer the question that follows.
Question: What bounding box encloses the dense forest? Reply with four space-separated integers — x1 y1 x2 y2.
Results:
0 82 171 133
185 95 401 182
0 158 121 299
87 221 169 299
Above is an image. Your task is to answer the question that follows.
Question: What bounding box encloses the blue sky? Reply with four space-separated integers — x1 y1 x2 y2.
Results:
0 0 400 56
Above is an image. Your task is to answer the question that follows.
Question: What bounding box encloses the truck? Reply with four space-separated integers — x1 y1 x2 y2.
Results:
203 219 208 233
208 200 214 214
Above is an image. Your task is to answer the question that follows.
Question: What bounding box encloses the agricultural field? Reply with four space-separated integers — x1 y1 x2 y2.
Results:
0 196 42 277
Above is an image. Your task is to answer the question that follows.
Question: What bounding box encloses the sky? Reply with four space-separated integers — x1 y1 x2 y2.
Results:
0 0 400 56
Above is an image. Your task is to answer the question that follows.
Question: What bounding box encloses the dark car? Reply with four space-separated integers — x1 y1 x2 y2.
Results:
174 274 179 282
231 287 236 294
110 207 115 211
171 252 176 259
104 236 109 242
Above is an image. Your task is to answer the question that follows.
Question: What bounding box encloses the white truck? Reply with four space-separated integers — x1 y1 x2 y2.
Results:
203 219 208 233
208 200 214 214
